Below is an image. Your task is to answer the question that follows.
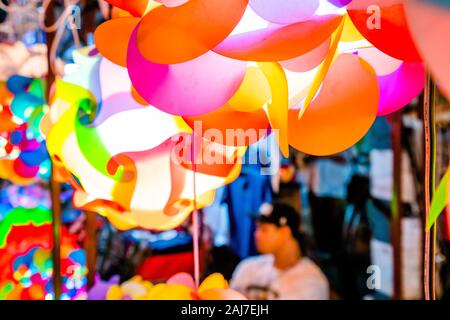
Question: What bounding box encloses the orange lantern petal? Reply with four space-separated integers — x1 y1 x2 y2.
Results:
137 0 248 64
200 288 247 300
183 105 269 147
94 17 140 67
288 53 379 156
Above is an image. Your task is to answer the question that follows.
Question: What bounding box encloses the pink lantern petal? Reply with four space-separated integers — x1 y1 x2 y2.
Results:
280 38 331 72
249 0 320 24
213 14 343 61
405 0 450 100
99 58 132 101
127 26 246 116
327 0 352 7
13 158 39 178
92 93 146 127
167 272 196 290
357 47 403 76
155 0 190 7
377 62 425 116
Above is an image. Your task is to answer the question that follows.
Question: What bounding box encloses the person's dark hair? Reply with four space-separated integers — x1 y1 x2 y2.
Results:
256 201 312 257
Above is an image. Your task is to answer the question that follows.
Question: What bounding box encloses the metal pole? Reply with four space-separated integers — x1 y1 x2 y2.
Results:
423 72 437 300
391 110 403 300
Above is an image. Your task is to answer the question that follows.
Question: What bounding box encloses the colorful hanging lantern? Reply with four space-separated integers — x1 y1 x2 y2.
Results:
0 207 87 300
0 75 50 184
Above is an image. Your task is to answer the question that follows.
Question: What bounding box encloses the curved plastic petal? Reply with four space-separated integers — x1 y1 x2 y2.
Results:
258 62 289 157
198 273 228 294
47 87 244 231
285 68 318 109
0 111 18 132
227 67 271 112
137 0 248 64
147 284 194 300
94 17 140 67
428 168 449 230
166 273 196 290
280 38 331 73
10 93 43 121
328 0 352 7
6 75 33 95
99 57 133 102
377 62 425 116
288 54 379 156
200 288 247 300
341 14 365 42
213 14 343 61
155 0 190 7
347 0 422 62
128 27 246 116
0 161 35 185
104 0 149 17
64 49 102 102
13 158 39 179
183 105 269 146
405 0 450 99
249 0 320 24
300 18 345 117
357 47 403 76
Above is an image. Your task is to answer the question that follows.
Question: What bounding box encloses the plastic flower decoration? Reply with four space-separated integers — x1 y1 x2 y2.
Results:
48 0 450 231
0 207 87 300
94 0 426 158
145 272 247 300
0 75 50 184
88 272 246 300
42 47 247 231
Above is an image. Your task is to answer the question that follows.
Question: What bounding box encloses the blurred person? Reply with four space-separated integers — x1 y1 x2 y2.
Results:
307 150 355 259
230 202 329 300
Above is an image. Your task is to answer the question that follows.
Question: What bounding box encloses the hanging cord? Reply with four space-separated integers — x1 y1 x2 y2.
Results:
40 0 81 76
97 0 110 20
191 132 200 289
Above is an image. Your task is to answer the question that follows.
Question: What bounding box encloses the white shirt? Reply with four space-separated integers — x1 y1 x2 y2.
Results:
230 255 329 300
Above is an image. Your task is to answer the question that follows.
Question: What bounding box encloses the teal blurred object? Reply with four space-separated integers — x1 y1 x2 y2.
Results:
426 0 450 8
10 92 43 122
1 74 49 183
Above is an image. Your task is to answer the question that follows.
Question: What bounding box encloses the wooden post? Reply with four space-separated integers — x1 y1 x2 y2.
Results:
84 212 97 288
391 110 403 300
81 0 96 44
80 0 98 289
45 0 62 301
423 73 437 300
